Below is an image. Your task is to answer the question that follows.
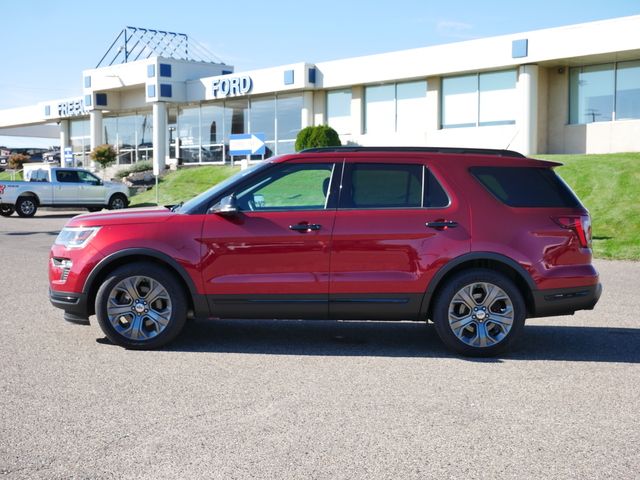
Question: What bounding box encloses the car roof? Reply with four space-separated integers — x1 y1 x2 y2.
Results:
279 147 562 168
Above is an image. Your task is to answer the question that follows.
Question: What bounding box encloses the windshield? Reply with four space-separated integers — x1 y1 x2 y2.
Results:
176 160 273 213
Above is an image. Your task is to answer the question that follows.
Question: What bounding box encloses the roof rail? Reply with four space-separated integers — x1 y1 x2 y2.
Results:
301 146 525 158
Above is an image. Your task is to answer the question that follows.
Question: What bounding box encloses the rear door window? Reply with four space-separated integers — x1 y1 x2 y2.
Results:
340 163 450 209
471 167 581 208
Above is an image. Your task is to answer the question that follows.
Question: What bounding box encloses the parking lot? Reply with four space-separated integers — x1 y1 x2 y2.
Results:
1 210 639 479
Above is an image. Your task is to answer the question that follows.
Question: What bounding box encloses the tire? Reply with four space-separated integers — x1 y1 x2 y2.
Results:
15 196 38 218
432 269 525 357
0 205 14 217
95 262 187 349
107 193 127 210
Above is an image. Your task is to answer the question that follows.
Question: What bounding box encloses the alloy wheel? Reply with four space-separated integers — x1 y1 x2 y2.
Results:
447 282 514 348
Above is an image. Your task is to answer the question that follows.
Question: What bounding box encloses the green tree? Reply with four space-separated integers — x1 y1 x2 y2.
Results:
295 125 341 151
90 144 118 177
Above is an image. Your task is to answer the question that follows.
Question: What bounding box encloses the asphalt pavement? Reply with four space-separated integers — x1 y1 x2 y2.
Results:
1 210 639 479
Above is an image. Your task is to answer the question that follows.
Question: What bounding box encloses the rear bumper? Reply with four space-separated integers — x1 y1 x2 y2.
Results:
531 283 602 318
49 289 91 323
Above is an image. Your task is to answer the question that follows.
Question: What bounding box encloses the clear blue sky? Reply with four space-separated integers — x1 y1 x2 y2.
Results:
1 0 639 145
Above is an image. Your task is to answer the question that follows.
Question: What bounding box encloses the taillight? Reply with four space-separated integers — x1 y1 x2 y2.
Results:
552 215 592 248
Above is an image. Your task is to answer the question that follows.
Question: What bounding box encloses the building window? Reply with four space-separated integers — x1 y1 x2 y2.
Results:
396 81 428 133
569 64 614 124
327 89 352 135
275 93 303 155
176 94 303 164
364 81 427 134
570 60 640 124
442 70 516 128
103 114 153 165
159 63 172 78
616 61 640 120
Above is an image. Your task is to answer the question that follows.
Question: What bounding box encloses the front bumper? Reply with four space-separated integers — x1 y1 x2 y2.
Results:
49 289 91 324
531 283 602 318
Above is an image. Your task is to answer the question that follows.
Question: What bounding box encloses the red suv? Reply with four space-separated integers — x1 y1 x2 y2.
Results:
49 147 601 356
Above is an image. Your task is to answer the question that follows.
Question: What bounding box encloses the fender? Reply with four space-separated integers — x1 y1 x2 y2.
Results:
419 251 536 317
83 247 209 318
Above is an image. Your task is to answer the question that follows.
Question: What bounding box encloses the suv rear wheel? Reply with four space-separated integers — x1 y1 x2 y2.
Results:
95 263 187 349
432 269 525 356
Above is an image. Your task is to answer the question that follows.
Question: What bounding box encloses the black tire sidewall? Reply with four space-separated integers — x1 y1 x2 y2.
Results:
432 269 526 356
0 205 14 217
95 263 187 349
108 194 127 210
16 197 37 217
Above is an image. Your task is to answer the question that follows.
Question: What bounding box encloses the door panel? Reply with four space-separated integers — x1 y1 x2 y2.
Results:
53 170 80 204
329 160 471 320
77 170 106 204
200 161 340 319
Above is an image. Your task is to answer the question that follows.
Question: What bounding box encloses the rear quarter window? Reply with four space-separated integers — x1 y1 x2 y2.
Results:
470 166 581 208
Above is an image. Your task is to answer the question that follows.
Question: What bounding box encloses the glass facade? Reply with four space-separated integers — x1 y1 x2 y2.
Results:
326 89 352 135
442 70 516 128
69 119 89 166
570 61 640 123
176 94 302 164
364 80 427 134
102 113 153 164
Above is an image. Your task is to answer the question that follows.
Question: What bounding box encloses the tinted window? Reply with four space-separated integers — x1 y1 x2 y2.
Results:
56 170 80 183
471 167 581 208
345 164 422 208
424 169 449 208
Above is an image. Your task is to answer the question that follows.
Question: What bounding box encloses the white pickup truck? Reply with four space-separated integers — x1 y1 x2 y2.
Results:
0 164 129 217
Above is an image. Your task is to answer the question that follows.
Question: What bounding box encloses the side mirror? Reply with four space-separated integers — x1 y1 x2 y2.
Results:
210 194 239 215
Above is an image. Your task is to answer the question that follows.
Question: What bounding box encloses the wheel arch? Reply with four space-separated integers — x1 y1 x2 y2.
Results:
83 248 207 318
420 252 536 320
108 192 129 206
17 191 40 204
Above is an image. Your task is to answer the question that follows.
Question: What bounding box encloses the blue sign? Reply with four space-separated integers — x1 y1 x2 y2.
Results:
228 133 266 156
64 147 73 166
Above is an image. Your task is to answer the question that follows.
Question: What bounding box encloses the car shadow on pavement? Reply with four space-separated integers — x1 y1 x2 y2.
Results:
165 319 640 363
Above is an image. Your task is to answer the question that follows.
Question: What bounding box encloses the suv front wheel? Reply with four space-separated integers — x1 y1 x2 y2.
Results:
95 262 187 349
432 269 525 356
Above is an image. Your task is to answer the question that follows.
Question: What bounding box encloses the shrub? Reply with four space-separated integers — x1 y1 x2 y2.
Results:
294 127 314 152
295 125 341 151
90 144 117 170
115 160 153 178
8 153 30 170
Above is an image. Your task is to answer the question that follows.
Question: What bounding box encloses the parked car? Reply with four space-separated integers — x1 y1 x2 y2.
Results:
43 148 61 164
0 164 129 217
49 147 601 356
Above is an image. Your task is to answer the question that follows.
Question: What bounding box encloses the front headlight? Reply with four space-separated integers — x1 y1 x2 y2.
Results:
54 227 101 249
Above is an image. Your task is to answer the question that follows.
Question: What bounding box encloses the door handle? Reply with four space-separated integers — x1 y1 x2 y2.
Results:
426 220 458 230
289 223 321 232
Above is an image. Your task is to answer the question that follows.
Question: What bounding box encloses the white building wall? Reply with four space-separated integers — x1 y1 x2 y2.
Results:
1 16 639 155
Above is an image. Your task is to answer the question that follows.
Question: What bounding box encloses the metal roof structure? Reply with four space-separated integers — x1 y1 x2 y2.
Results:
96 26 226 68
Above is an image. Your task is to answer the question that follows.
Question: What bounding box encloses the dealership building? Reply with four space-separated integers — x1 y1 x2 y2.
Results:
0 15 639 171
